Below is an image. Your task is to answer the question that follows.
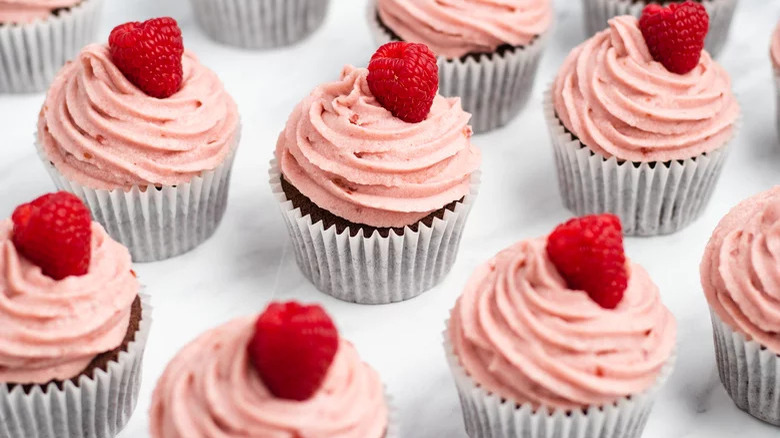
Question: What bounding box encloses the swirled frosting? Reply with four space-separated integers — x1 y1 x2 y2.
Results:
0 0 80 24
376 0 552 58
38 44 239 190
276 65 480 228
772 21 780 70
553 16 739 162
449 237 677 410
0 219 138 384
701 187 780 354
149 316 388 438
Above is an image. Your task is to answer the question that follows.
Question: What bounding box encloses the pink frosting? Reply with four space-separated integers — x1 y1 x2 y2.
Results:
0 219 139 385
772 21 780 70
449 237 677 410
149 316 388 438
38 44 239 190
376 0 552 58
701 187 780 355
553 16 739 162
275 65 481 228
0 0 80 24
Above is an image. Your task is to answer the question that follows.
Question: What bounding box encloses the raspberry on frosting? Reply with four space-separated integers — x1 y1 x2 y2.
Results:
639 1 709 74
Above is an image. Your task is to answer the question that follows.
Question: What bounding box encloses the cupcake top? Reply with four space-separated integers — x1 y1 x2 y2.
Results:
552 15 739 162
449 215 676 410
702 187 780 354
772 20 780 69
0 0 80 24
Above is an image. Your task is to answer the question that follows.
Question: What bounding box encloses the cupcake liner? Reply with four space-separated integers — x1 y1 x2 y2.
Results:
189 0 330 49
0 0 104 93
443 324 675 438
581 0 737 57
710 310 780 426
36 137 239 263
269 159 480 305
544 90 733 236
368 3 549 134
0 293 152 438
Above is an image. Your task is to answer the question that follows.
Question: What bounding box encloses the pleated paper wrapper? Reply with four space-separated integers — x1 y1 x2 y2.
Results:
0 0 103 93
580 0 737 57
443 324 676 438
189 0 330 49
544 91 733 236
0 294 152 438
367 2 548 134
269 159 479 305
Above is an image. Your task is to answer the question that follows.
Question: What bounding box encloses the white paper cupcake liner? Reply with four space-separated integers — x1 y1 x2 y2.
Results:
189 0 330 49
581 0 737 57
0 293 152 438
544 90 733 236
368 3 548 134
36 139 239 263
443 324 675 438
710 310 780 426
269 159 480 305
0 0 103 93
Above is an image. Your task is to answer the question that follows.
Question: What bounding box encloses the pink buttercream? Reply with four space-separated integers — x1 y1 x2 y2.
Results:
275 65 481 228
149 316 388 438
376 0 552 58
449 237 677 410
553 16 739 162
701 187 780 355
0 0 80 24
38 44 239 190
772 20 780 70
0 219 138 385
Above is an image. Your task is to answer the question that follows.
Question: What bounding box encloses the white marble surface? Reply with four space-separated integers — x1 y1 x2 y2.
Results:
1 0 779 437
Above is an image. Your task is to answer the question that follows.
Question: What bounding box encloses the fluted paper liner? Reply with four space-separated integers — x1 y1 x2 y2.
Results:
189 0 330 49
544 90 733 236
367 2 548 134
269 159 479 305
710 310 780 426
0 0 103 93
581 0 736 57
0 293 151 438
443 323 675 438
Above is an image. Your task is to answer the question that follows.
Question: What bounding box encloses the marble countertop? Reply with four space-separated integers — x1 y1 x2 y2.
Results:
1 0 779 437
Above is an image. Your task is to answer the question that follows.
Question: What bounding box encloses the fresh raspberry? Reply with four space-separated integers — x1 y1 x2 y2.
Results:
248 301 339 401
639 1 709 74
109 17 184 99
12 192 92 280
367 42 439 123
546 214 628 309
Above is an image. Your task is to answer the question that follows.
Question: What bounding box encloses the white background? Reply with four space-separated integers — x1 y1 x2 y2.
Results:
2 0 780 437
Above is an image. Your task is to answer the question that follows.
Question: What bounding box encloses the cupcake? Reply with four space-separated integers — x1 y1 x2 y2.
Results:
0 192 151 438
581 0 737 57
772 20 780 138
271 42 481 304
189 0 331 49
0 0 103 93
446 214 677 438
701 186 780 426
150 301 393 437
36 17 241 262
369 0 553 133
547 6 740 236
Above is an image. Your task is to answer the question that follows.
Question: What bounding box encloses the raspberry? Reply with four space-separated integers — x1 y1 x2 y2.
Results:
109 17 184 99
546 214 628 309
367 42 439 123
12 192 92 280
639 1 709 74
248 302 339 401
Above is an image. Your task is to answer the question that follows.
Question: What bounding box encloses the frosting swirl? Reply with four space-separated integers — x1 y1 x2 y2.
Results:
276 65 480 228
553 16 739 162
701 187 780 354
38 44 239 190
0 219 139 384
149 316 388 438
772 20 780 70
449 237 676 410
0 0 80 24
377 0 552 58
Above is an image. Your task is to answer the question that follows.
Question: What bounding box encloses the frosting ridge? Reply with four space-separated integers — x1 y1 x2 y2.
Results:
772 20 780 69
